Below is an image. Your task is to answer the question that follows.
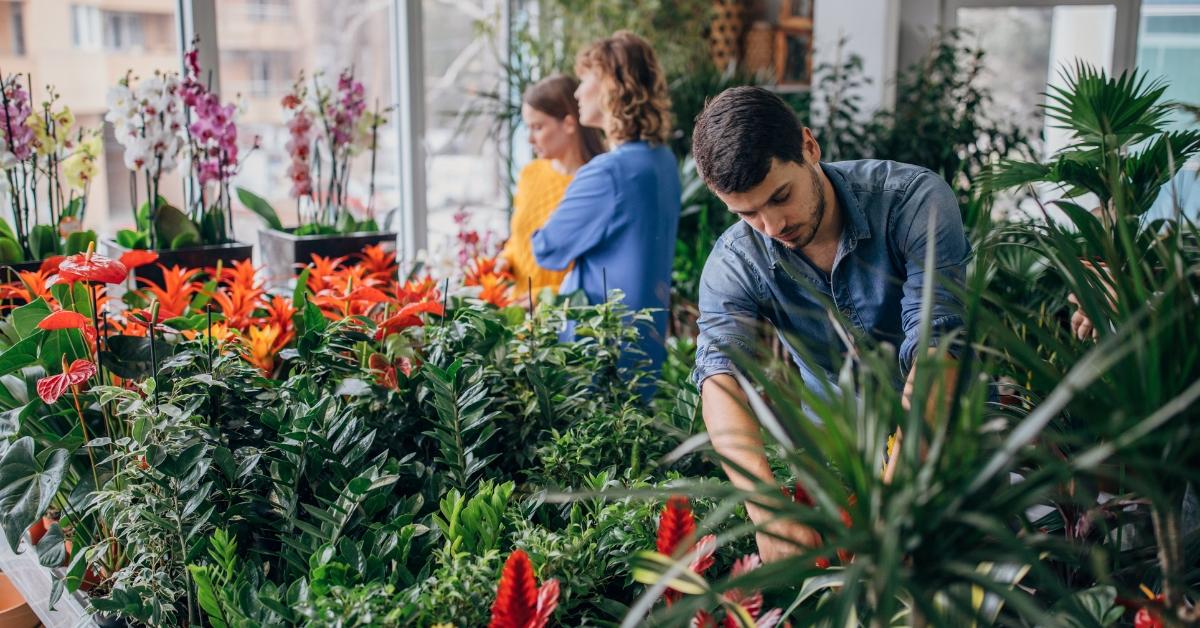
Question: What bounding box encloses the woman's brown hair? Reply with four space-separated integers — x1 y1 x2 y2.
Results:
523 74 607 163
575 30 672 145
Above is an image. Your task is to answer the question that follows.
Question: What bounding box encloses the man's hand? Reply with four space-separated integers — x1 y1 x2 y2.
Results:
1068 261 1115 342
701 373 819 562
756 519 823 562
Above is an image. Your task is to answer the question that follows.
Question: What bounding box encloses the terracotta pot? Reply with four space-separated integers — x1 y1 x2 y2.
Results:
25 519 47 547
0 573 39 628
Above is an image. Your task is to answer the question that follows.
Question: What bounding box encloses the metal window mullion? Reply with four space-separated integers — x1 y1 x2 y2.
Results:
176 0 221 80
392 0 428 258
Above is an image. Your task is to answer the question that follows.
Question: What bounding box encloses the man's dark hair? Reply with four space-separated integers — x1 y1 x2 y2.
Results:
691 86 806 194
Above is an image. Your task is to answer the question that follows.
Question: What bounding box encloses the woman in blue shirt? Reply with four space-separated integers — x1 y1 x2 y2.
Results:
532 31 681 376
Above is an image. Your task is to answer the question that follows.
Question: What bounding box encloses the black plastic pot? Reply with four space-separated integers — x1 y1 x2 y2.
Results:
258 227 397 287
101 239 254 287
0 259 46 283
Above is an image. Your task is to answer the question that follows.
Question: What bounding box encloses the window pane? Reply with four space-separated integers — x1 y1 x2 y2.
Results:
422 0 507 257
958 5 1116 160
216 0 400 242
1138 0 1200 220
2 0 180 237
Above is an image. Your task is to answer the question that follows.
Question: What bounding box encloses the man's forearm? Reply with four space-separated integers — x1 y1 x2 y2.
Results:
701 374 782 523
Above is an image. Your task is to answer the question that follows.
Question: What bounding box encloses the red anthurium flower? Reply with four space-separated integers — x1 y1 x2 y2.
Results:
58 247 128 285
37 359 97 404
39 256 65 274
375 301 444 340
119 249 159 270
489 550 559 628
38 310 89 331
1134 585 1164 628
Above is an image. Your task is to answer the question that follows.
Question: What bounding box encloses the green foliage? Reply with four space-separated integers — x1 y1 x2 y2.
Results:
433 480 513 555
236 187 283 231
422 360 499 492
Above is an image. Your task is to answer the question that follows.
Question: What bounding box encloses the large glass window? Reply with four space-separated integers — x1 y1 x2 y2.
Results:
957 4 1117 160
422 0 508 257
1 0 180 236
1138 0 1200 219
215 0 400 242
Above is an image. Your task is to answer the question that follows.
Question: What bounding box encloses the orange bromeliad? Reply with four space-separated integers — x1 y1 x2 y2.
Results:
243 324 283 374
356 244 398 282
477 273 514 308
209 283 267 332
137 265 202 319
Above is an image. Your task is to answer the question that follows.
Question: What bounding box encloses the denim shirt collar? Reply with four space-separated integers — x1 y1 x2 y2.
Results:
765 161 873 270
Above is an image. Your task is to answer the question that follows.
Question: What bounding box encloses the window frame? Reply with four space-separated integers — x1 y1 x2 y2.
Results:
943 0 1143 75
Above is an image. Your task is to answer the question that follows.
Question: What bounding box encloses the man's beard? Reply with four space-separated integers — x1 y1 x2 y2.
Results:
779 163 826 250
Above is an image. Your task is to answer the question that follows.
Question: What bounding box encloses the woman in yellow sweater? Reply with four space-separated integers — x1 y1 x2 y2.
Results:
502 74 606 297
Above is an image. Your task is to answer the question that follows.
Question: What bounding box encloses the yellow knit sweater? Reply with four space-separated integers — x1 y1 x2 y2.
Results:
502 159 574 296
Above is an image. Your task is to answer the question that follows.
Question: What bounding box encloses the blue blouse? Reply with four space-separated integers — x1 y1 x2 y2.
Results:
532 140 681 374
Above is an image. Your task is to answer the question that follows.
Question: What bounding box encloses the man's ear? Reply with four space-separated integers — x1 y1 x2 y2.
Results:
801 127 822 163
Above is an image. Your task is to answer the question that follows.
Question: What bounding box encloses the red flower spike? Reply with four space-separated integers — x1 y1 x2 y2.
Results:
723 554 764 627
533 579 560 628
38 310 90 331
119 249 159 270
690 534 717 575
691 611 717 628
490 550 552 628
657 496 697 556
37 359 97 404
815 557 831 569
58 249 128 285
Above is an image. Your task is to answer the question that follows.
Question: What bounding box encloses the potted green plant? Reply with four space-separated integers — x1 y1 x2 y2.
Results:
0 77 101 280
238 69 395 287
100 46 253 287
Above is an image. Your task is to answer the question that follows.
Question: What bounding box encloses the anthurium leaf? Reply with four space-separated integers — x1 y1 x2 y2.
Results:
0 437 69 551
65 230 97 255
237 187 283 231
36 522 67 567
0 332 44 376
0 237 24 264
11 298 52 339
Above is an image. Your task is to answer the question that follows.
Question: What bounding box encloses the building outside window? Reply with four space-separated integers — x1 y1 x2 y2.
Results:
70 4 101 50
103 12 145 51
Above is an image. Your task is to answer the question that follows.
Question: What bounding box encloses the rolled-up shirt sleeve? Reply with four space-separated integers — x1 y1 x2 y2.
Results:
532 162 616 271
894 172 970 373
692 240 767 387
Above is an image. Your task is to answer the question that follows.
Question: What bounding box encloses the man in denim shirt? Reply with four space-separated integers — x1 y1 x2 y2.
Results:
690 87 969 561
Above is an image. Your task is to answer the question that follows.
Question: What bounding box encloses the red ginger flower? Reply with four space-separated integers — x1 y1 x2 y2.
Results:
657 496 717 606
489 550 559 628
37 359 97 404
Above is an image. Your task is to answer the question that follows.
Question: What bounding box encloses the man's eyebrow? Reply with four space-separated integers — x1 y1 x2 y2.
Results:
730 182 789 215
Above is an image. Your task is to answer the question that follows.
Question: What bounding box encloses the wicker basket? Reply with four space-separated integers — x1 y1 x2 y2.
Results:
709 0 745 70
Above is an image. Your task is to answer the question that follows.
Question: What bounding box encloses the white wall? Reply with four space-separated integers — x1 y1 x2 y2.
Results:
812 0 901 117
